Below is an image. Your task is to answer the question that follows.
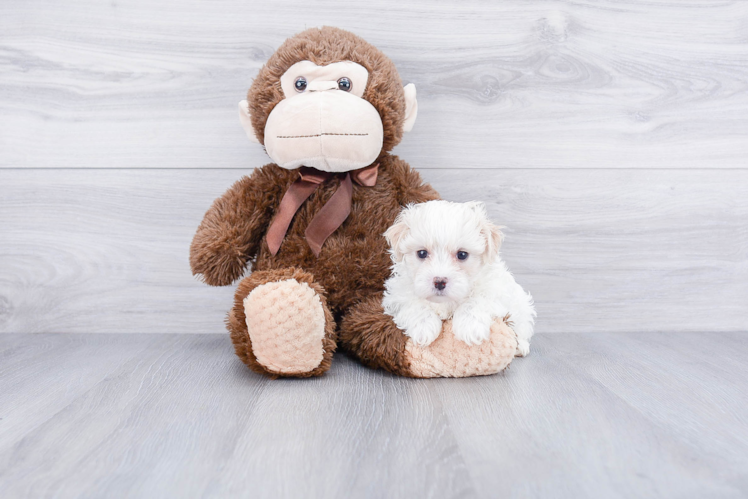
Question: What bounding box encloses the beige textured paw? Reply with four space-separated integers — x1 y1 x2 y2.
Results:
406 319 517 378
244 278 326 375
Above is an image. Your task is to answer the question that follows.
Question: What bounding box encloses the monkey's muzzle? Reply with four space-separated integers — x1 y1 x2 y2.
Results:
263 90 384 173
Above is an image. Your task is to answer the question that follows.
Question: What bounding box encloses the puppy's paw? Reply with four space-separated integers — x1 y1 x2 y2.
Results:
404 315 443 346
452 309 492 346
515 338 530 357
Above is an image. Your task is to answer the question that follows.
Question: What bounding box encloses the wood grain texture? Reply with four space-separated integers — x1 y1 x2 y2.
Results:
0 332 746 497
2 0 748 169
2 2 747 497
1 168 746 335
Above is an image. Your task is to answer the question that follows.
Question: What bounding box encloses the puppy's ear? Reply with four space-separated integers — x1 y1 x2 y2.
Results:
471 202 503 259
384 212 410 262
484 220 505 259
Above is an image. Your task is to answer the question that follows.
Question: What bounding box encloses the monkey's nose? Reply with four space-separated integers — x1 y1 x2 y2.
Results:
307 80 338 91
433 278 448 291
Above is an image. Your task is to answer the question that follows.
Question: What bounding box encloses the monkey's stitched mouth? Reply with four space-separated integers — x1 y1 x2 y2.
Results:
276 133 369 138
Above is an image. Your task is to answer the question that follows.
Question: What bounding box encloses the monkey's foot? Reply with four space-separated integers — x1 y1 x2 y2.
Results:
405 318 517 378
228 268 336 378
339 295 516 378
243 279 328 375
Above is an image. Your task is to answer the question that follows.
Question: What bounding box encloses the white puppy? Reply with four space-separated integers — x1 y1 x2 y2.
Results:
382 200 536 356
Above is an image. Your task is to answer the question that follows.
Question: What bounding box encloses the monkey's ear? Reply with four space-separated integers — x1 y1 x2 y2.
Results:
238 100 260 144
402 83 418 133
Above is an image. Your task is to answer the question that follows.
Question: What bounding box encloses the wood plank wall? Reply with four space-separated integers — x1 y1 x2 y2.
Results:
1 0 747 335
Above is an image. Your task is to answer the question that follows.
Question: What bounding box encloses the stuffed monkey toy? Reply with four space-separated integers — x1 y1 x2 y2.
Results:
190 27 517 378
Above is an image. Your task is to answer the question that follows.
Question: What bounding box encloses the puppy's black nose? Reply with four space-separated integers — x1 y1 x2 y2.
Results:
433 278 448 291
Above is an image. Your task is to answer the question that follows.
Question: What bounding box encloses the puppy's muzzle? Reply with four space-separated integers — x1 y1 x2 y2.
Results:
433 278 448 291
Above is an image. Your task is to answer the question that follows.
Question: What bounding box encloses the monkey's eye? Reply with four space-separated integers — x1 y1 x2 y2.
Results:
337 77 352 92
457 251 469 261
294 77 307 92
417 250 428 259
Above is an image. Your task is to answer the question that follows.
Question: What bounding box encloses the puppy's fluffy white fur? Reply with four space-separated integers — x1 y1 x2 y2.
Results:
382 200 536 356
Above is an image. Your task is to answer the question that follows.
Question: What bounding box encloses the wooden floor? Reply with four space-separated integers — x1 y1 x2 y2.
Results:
1 332 746 498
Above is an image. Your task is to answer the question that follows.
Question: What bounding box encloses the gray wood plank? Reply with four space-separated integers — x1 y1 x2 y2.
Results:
2 0 748 169
1 168 746 335
0 332 746 497
437 332 748 497
0 334 167 450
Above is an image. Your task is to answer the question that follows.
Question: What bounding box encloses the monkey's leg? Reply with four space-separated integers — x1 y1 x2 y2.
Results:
228 268 336 378
339 295 516 378
337 296 414 377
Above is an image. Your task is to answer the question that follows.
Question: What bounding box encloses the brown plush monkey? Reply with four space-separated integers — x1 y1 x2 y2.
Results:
190 27 517 378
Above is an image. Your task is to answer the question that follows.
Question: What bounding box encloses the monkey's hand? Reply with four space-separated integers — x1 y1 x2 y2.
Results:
190 166 285 286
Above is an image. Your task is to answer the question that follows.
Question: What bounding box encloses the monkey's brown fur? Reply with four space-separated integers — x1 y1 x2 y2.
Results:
190 154 439 309
192 154 438 378
190 27 439 377
338 294 415 377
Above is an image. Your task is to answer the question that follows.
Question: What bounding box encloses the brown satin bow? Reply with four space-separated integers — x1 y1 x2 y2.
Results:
266 163 379 257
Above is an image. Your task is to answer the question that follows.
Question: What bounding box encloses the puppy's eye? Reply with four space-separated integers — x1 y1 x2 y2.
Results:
294 77 307 92
337 77 352 92
457 251 469 261
417 250 429 259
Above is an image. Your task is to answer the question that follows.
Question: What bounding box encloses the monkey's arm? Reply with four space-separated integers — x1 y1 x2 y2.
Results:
190 165 288 286
387 156 441 206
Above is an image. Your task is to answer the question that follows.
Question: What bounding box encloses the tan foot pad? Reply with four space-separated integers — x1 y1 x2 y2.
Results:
406 319 517 378
244 278 326 375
